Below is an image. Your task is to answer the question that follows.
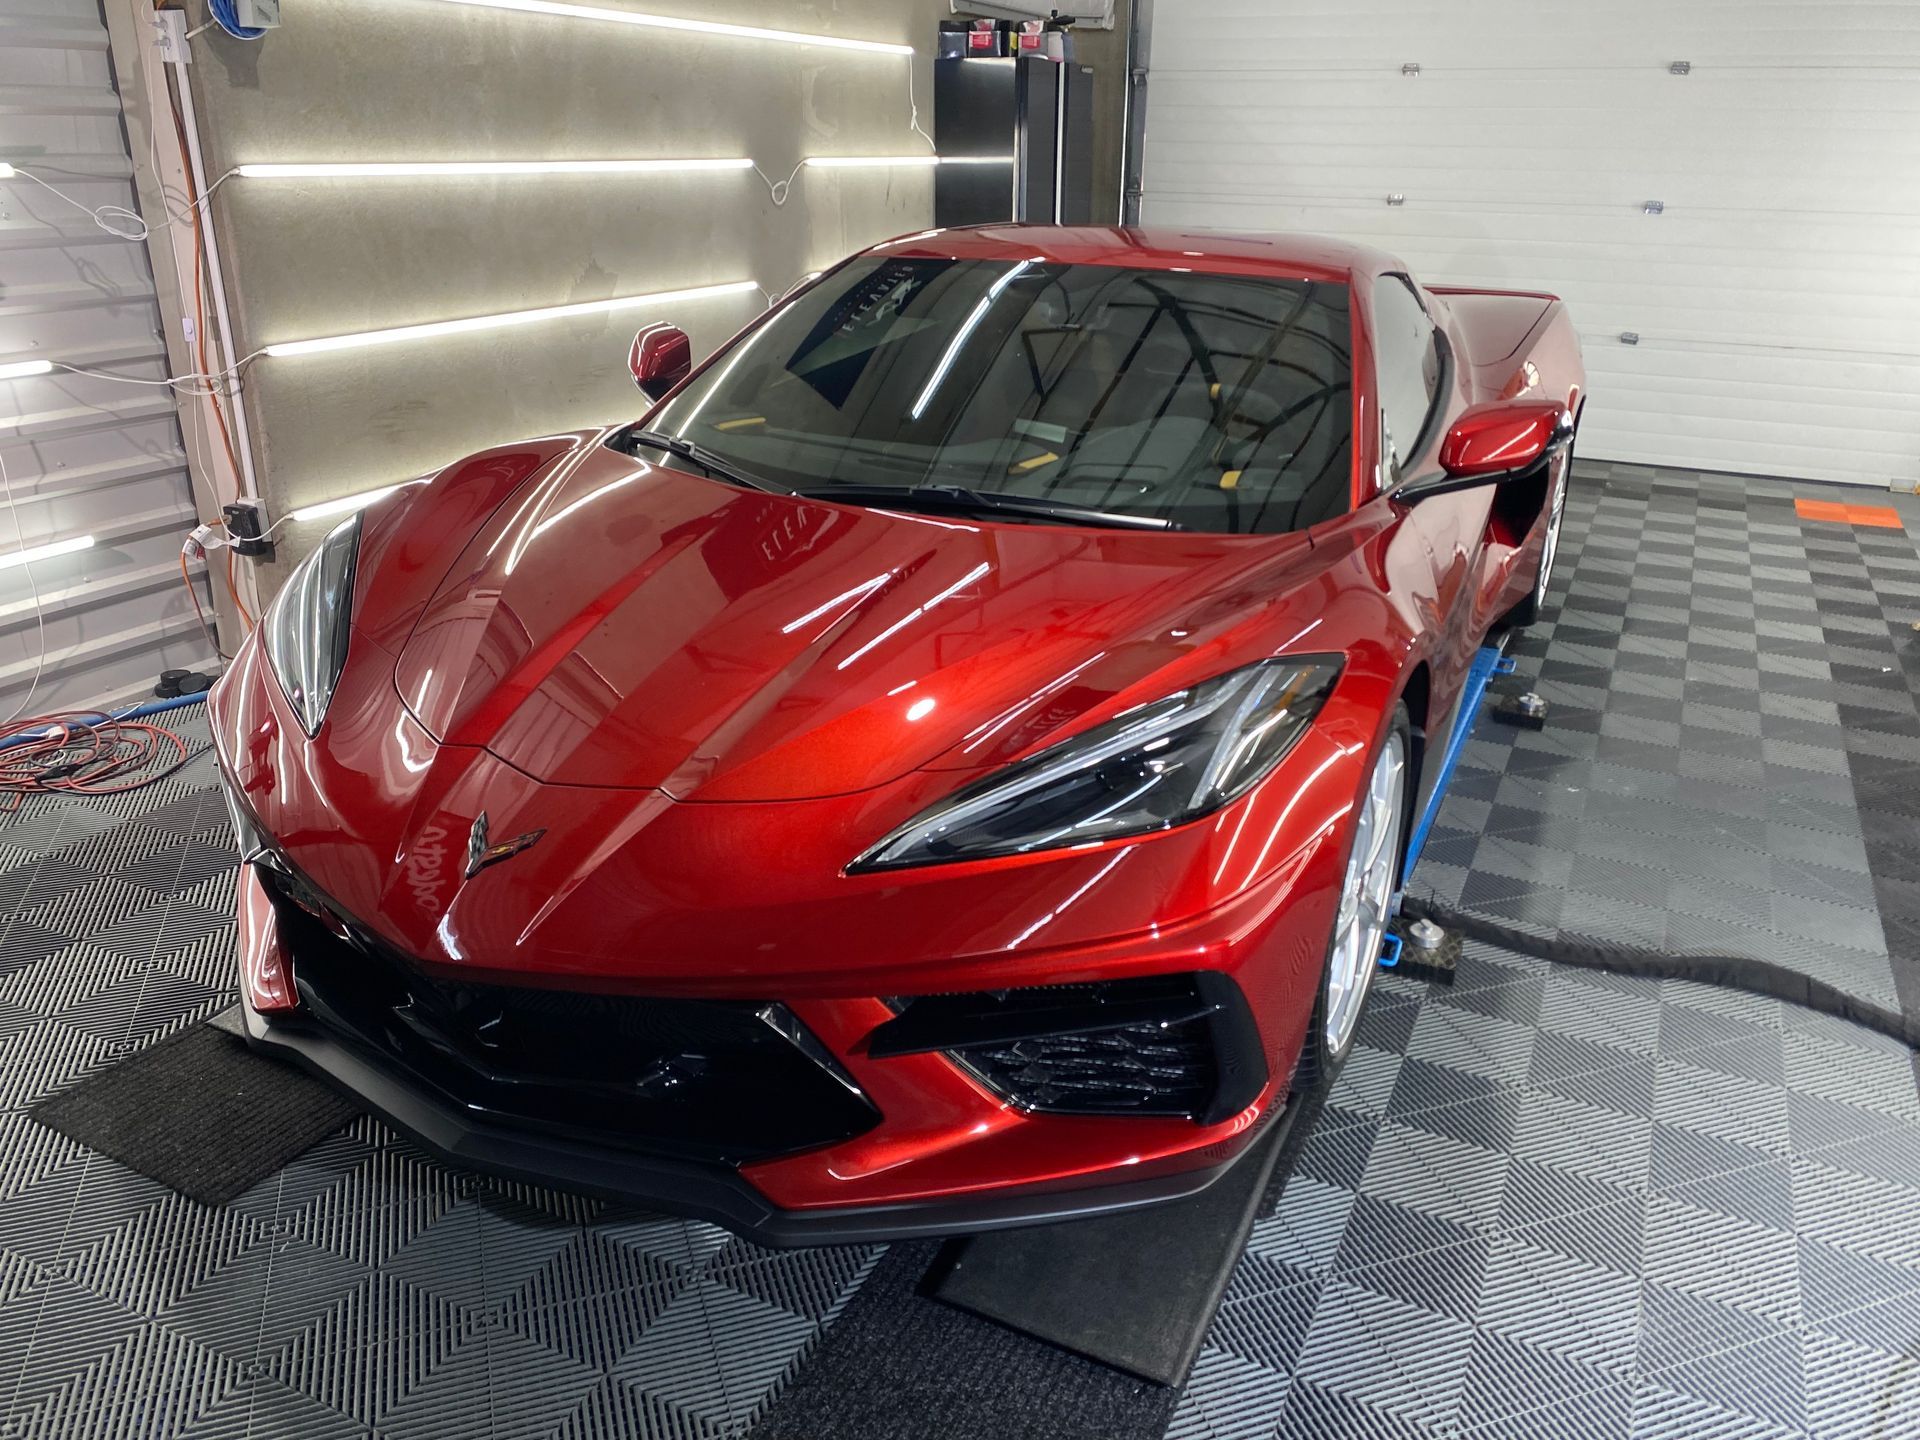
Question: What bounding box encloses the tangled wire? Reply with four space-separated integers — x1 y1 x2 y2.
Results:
0 711 204 813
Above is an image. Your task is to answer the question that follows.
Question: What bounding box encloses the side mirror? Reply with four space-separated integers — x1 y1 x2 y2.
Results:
629 323 691 401
1398 401 1571 502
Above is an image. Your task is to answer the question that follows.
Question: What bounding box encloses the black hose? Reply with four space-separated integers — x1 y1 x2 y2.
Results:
1400 895 1920 1052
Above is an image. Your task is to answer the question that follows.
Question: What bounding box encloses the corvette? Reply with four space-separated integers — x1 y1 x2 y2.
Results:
210 225 1582 1244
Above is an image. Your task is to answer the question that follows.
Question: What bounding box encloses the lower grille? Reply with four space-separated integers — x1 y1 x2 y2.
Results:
257 863 878 1165
869 973 1267 1123
965 1018 1216 1117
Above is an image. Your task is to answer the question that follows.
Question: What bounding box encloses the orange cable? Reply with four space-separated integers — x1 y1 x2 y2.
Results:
179 548 229 661
163 72 255 638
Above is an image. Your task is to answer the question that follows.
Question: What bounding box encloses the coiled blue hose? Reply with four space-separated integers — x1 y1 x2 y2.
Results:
208 0 267 41
0 690 209 754
119 692 213 721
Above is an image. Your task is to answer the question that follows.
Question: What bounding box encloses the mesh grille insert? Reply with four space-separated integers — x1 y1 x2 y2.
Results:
961 1016 1217 1116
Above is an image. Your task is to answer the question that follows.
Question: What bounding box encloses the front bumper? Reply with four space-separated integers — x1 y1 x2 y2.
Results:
238 981 1269 1246
228 843 1302 1242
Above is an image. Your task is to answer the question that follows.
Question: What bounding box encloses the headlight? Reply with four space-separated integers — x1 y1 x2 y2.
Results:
262 515 361 736
852 656 1342 872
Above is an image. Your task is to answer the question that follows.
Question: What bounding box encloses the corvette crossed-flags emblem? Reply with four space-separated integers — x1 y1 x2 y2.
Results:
465 811 546 879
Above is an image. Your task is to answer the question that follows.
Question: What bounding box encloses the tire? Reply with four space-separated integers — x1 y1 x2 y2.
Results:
1507 449 1570 629
1292 704 1413 1096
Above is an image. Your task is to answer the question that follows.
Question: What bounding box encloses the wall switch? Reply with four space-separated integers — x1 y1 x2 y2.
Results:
233 0 283 27
154 9 190 63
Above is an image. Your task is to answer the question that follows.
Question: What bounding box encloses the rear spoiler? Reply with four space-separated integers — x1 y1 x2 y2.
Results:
1426 285 1561 302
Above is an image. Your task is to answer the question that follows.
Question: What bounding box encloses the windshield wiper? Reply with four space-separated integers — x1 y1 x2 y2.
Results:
793 483 1182 532
627 429 793 495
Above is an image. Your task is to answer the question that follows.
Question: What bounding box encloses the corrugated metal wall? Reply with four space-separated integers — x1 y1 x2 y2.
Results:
1136 0 1920 488
0 1 215 714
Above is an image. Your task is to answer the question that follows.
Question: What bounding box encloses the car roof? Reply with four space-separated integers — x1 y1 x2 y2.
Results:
866 224 1399 286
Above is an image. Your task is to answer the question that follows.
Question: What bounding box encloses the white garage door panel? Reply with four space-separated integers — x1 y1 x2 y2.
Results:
1579 352 1920 482
1588 365 1920 428
1150 1 1920 69
1577 429 1911 490
1136 203 1920 331
1139 2 1920 485
1130 208 1920 286
1146 81 1920 212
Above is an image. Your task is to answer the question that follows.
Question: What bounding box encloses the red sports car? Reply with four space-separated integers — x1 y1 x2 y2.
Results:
211 226 1582 1244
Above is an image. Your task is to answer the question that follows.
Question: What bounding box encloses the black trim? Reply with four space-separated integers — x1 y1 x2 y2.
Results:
867 981 1216 1059
239 1003 1259 1247
1405 629 1507 854
868 972 1269 1123
254 858 880 1167
1194 970 1267 1124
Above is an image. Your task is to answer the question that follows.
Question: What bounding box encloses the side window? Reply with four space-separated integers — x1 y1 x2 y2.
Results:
1372 275 1442 486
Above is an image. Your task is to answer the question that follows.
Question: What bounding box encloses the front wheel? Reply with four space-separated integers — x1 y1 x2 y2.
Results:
1293 706 1411 1093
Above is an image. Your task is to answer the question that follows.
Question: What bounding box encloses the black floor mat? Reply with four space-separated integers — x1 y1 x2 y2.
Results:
933 1099 1301 1385
752 1088 1332 1440
30 1016 361 1204
749 1242 1180 1440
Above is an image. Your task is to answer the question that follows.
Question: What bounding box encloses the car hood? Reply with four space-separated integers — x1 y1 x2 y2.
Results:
390 443 1322 801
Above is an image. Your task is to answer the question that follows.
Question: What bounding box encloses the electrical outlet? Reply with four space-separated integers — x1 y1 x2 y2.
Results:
154 8 191 63
223 498 275 560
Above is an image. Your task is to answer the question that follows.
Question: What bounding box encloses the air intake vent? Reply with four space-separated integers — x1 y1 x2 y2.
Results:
963 1017 1216 1117
869 972 1266 1123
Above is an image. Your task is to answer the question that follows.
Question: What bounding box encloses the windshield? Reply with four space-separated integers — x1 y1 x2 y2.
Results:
640 257 1354 535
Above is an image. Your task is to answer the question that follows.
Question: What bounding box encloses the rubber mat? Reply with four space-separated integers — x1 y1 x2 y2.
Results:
748 1242 1181 1440
933 1098 1302 1385
30 1015 360 1204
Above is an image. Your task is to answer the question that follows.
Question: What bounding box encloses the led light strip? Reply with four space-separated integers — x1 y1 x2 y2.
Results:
235 158 755 179
263 279 760 359
0 361 53 381
287 487 405 524
804 155 1012 169
0 535 93 571
423 0 913 55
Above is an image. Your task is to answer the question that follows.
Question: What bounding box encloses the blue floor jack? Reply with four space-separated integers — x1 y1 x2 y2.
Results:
1378 643 1519 979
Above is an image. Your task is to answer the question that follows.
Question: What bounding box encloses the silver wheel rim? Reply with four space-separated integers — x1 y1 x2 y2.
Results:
1325 731 1406 1057
1535 471 1566 609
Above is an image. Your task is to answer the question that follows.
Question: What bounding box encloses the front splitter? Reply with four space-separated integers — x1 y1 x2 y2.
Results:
240 1004 1258 1248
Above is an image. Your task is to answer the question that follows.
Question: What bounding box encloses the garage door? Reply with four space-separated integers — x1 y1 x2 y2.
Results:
0 4 215 712
1135 1 1920 488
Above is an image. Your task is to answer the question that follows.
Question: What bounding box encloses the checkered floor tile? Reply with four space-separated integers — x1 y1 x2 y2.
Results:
1174 463 1920 1440
1172 943 1920 1439
1414 462 1920 1027
0 714 878 1440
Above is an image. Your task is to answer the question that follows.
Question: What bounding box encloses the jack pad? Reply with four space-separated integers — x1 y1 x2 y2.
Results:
1491 692 1548 730
1387 918 1460 981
